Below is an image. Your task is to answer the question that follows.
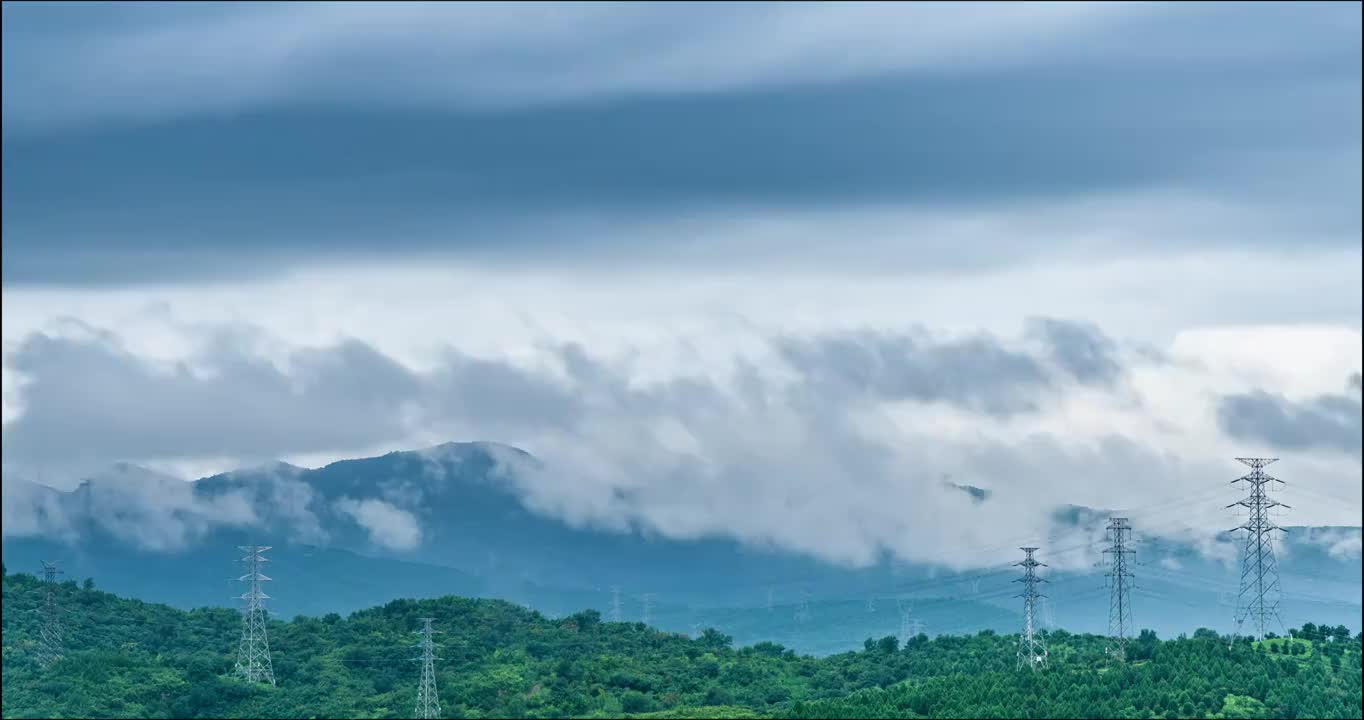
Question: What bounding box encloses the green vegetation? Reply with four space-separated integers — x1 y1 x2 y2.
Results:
3 571 1360 719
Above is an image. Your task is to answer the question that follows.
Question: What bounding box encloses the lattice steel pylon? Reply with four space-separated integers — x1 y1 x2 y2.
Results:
896 599 917 646
609 586 622 622
1228 457 1289 642
794 589 812 625
1103 518 1135 661
413 617 443 719
641 593 655 625
38 561 64 669
233 545 276 685
1015 547 1048 670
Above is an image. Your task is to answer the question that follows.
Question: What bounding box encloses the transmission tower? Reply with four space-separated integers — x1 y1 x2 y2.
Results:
1103 518 1135 661
794 589 812 624
1015 547 1048 670
233 545 276 685
1228 457 1289 642
413 617 442 719
766 586 774 612
609 586 622 622
866 594 877 613
37 561 64 669
897 600 913 646
641 593 655 625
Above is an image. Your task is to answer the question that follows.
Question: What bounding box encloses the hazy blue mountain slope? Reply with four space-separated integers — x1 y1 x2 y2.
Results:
3 442 1359 656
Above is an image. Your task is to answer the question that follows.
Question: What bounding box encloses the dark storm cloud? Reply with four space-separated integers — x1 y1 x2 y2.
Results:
0 2 1359 284
1217 378 1363 455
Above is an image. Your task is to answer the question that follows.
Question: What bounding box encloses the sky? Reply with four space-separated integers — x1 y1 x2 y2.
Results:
1 1 1361 568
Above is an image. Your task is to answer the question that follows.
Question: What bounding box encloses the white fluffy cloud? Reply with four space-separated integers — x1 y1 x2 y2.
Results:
334 497 423 551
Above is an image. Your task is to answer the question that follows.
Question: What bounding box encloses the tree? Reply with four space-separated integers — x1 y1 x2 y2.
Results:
83 578 95 591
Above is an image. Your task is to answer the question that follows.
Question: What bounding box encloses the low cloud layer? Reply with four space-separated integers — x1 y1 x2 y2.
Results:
1 317 1120 468
334 497 422 551
3 316 1357 570
1217 377 1362 455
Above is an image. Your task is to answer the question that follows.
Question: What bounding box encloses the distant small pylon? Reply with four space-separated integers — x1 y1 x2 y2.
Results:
38 561 64 669
609 586 622 622
641 593 655 626
794 590 812 624
897 599 913 646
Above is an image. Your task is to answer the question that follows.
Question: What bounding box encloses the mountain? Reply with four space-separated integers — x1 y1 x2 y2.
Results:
2 442 1359 656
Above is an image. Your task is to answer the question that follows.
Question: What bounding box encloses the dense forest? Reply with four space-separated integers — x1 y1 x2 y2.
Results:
2 568 1360 719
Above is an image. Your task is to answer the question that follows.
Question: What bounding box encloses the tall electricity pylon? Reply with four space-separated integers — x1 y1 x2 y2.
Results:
897 600 913 646
1015 547 1048 670
1228 457 1288 642
766 587 774 612
414 617 442 720
233 545 276 686
38 561 64 669
1103 518 1135 661
609 586 622 622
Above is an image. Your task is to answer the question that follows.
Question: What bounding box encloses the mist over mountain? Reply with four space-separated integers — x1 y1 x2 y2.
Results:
3 442 1357 655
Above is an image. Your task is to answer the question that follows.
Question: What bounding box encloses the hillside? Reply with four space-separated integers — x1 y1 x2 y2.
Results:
4 443 1359 657
2 570 1360 719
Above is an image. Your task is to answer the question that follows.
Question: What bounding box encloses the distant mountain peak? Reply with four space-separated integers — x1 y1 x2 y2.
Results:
422 440 534 457
86 463 182 485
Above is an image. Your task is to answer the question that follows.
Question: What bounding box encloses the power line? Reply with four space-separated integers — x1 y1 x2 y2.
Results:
233 545 276 686
1229 457 1288 643
1014 547 1048 671
413 617 442 720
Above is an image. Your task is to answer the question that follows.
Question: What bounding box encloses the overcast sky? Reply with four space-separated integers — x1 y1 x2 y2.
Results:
2 2 1360 566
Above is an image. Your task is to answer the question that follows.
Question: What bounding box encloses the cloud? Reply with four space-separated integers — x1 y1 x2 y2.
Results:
1026 317 1123 386
1216 376 1362 455
1 318 1126 471
1295 527 1363 560
775 330 1053 417
0 330 427 466
334 497 422 551
0 2 1156 131
0 317 1157 567
2 5 1357 286
2 316 1358 568
0 463 258 551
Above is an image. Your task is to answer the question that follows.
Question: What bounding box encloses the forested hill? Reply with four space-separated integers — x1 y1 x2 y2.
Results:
2 570 1360 719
